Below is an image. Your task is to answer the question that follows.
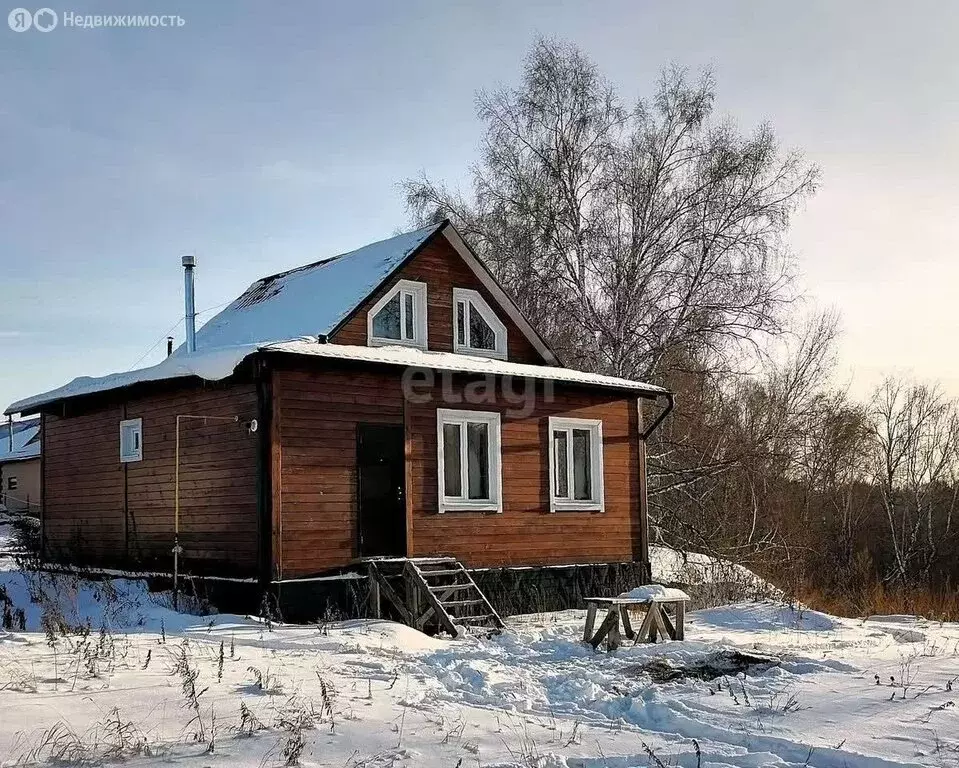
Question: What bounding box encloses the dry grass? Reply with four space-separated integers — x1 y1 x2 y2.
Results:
800 583 959 622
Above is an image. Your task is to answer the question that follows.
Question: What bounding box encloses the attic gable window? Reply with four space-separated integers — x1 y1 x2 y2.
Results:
452 288 507 360
367 280 427 348
119 418 143 463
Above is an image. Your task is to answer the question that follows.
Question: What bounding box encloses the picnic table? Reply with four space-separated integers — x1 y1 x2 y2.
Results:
583 586 689 651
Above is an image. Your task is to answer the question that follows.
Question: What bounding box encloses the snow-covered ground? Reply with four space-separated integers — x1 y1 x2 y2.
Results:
0 524 957 767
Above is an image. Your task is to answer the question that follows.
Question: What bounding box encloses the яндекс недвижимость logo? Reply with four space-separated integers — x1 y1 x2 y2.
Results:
8 7 58 31
8 8 183 30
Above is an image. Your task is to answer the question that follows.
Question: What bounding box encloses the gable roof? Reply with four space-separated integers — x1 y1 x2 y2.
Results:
5 223 611 416
192 222 443 352
0 417 41 463
190 221 559 364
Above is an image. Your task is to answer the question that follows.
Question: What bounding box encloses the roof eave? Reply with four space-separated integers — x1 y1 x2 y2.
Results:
436 222 563 366
324 220 447 340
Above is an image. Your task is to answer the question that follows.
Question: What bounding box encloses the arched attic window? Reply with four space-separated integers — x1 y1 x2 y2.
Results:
452 288 507 359
367 280 428 348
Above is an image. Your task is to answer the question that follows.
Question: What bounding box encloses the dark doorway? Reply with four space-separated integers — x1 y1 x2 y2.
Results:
356 423 407 558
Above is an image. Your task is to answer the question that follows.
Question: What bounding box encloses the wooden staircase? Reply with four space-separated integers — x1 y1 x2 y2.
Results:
366 557 504 637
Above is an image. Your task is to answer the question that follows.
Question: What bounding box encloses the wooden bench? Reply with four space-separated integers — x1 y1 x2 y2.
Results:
583 591 688 650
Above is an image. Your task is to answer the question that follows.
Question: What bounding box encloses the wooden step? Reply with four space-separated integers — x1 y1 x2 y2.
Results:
443 598 486 608
368 557 504 636
457 614 497 624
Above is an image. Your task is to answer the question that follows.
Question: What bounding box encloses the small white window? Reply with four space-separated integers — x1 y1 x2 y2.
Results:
437 409 502 512
7 476 17 491
119 418 143 463
452 288 507 359
548 417 604 512
367 279 428 348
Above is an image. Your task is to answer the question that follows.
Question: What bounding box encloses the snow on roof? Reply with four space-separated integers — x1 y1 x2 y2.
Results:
189 223 443 352
0 419 41 463
5 344 259 416
6 338 665 415
262 339 667 395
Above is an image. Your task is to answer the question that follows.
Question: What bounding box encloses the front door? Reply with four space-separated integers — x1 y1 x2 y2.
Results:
356 423 407 558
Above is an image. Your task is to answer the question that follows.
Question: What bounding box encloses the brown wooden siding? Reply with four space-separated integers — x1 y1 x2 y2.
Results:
271 362 643 575
272 365 405 578
331 237 545 364
41 360 645 579
44 405 126 562
42 383 259 574
405 379 642 568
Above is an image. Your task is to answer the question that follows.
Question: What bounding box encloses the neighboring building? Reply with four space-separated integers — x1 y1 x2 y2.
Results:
4 221 672 618
0 416 41 515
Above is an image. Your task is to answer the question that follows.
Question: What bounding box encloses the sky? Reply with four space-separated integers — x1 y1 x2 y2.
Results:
2 0 957 413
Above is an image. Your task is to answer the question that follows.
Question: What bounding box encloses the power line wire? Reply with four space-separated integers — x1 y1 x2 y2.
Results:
126 299 235 371
128 318 183 371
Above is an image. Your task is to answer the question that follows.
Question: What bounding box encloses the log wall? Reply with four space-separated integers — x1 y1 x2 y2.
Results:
331 236 545 364
271 365 405 578
42 383 259 574
269 361 644 576
405 379 643 567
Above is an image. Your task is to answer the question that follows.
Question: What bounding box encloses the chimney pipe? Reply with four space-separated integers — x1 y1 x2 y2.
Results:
166 336 174 357
182 254 197 354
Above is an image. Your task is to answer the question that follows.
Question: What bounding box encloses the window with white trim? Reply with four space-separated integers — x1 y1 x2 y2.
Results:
119 418 143 463
452 288 507 359
548 417 604 511
437 409 502 512
367 279 428 348
7 476 17 491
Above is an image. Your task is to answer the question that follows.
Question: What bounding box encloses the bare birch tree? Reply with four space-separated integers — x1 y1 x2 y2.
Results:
868 379 959 585
400 38 959 603
403 38 819 381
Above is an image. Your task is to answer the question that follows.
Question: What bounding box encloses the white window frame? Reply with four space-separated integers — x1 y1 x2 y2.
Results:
452 288 508 360
119 418 143 463
7 476 17 491
548 417 604 512
367 279 428 349
436 408 503 513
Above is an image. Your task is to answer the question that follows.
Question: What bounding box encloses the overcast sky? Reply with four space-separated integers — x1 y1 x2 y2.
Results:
2 0 957 413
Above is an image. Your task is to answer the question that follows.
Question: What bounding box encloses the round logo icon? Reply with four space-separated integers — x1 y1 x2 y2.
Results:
8 7 32 31
33 8 57 31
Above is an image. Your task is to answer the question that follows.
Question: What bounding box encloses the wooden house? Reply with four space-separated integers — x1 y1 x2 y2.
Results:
0 416 41 516
5 222 672 622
